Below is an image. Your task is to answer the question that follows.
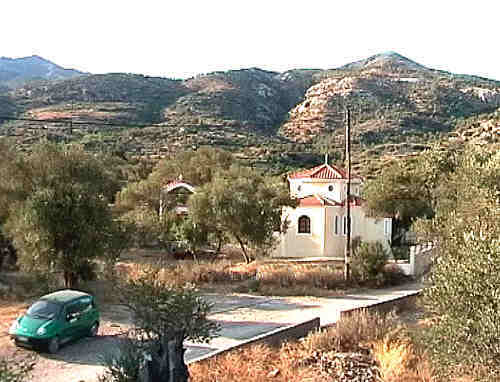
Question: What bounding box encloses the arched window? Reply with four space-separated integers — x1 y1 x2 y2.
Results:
298 215 311 234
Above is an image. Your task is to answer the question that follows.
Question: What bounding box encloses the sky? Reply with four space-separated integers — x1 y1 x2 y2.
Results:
3 0 500 80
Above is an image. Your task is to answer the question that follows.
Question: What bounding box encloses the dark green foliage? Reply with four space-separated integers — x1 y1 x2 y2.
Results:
188 166 297 263
362 160 433 227
391 245 410 261
351 241 389 282
0 142 128 287
417 144 500 368
99 267 219 382
98 338 142 382
362 144 460 228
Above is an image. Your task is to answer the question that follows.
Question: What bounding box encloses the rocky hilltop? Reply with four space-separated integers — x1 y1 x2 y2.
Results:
163 68 319 132
280 52 500 143
3 67 319 130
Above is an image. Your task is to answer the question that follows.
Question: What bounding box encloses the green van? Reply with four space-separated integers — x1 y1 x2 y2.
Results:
9 289 100 354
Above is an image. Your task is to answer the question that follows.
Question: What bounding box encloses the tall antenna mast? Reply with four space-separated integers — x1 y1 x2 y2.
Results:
344 108 351 281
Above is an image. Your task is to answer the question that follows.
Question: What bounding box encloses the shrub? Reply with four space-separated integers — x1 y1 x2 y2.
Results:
425 236 500 368
382 264 410 286
189 310 398 382
98 336 141 382
372 327 435 382
392 245 410 261
351 241 389 282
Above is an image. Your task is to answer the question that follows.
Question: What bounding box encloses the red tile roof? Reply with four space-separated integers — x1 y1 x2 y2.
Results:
298 194 363 208
298 195 342 207
339 195 364 207
288 164 363 180
163 181 195 193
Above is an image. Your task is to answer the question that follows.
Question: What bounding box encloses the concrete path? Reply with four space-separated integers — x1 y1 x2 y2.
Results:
184 281 422 362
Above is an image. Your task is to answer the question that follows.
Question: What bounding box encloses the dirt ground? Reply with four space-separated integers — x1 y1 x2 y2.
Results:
0 249 424 382
0 292 426 382
0 302 133 382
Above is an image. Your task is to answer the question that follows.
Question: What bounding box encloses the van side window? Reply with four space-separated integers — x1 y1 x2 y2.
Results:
65 302 81 318
80 298 93 313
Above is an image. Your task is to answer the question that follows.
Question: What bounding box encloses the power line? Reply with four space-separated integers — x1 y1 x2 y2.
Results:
0 115 289 131
0 116 156 129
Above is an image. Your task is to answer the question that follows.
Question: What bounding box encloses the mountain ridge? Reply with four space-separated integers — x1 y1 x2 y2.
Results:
0 55 84 89
0 52 498 175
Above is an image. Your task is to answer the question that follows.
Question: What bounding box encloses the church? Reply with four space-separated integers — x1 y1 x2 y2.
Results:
272 161 392 258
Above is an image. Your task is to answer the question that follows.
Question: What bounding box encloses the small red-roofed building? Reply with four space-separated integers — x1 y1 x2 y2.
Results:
159 177 196 216
273 161 392 258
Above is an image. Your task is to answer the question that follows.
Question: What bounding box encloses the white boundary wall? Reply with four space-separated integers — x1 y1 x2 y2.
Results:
391 242 435 276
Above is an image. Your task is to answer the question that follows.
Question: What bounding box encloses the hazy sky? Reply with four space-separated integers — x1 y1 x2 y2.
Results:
3 0 500 80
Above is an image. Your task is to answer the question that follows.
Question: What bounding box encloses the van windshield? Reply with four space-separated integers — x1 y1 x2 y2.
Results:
27 300 61 320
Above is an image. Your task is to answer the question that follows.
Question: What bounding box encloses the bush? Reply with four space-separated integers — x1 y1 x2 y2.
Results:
382 264 410 286
351 241 389 282
417 144 500 373
425 236 500 367
98 336 141 382
392 245 410 261
189 310 398 382
303 310 397 353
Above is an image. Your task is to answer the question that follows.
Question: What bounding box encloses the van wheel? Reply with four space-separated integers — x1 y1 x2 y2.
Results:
88 322 99 337
48 337 59 354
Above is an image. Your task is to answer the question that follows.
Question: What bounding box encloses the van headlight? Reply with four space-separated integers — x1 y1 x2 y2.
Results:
36 326 47 336
9 320 19 334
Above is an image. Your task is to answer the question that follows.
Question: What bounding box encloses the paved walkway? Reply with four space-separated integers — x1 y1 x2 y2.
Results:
185 281 422 362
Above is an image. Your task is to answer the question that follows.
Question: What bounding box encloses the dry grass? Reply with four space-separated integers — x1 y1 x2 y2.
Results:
190 342 322 382
114 260 352 297
372 327 435 382
116 260 256 285
257 263 345 289
190 310 403 382
114 248 407 296
190 307 447 382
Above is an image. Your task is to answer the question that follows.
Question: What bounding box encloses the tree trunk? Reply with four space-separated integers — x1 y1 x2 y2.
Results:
63 270 78 289
235 236 251 264
211 236 224 263
139 332 188 382
168 331 188 382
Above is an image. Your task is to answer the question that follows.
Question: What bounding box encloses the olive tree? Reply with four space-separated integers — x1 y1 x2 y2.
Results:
363 144 459 232
417 144 500 367
100 266 219 382
2 142 126 287
114 148 233 247
188 166 296 263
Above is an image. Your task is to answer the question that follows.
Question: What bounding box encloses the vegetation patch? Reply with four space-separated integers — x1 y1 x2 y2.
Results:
189 309 434 382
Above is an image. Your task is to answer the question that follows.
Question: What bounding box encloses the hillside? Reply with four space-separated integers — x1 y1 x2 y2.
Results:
280 52 500 145
0 55 83 89
0 52 499 175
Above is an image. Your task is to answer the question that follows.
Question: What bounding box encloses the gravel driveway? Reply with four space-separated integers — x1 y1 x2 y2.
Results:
1 283 421 381
1 306 132 382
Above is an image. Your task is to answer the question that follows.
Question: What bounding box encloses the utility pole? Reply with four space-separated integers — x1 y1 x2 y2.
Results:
69 100 74 135
344 108 351 281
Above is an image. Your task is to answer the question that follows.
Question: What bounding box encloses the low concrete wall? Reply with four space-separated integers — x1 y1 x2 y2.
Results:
338 292 420 322
188 317 320 364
